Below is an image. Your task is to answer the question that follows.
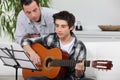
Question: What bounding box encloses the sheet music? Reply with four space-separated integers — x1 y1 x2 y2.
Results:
0 42 38 70
17 60 37 69
14 51 29 60
1 57 17 66
0 42 24 50
0 49 9 57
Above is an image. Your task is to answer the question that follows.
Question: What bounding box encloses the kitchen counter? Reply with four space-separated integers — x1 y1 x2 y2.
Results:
73 31 120 42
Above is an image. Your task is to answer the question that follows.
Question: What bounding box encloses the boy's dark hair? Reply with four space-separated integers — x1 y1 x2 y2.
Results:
20 0 39 8
53 11 75 28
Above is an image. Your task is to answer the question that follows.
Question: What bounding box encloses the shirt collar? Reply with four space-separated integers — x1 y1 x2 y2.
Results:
40 15 46 26
27 16 46 26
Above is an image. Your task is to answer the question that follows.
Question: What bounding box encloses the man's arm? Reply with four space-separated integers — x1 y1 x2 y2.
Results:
14 11 27 44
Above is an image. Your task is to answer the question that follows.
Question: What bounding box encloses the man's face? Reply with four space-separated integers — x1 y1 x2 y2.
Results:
23 1 41 22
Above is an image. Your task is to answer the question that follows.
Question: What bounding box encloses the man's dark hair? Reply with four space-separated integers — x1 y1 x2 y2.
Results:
20 0 39 8
53 11 75 28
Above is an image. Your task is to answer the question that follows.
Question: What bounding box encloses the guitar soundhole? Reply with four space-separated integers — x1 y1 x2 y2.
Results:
46 58 53 68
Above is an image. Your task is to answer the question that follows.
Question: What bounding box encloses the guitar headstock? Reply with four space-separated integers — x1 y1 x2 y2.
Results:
92 60 113 70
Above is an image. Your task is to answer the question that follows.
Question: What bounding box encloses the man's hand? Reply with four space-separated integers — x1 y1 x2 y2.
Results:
22 33 40 39
29 33 40 38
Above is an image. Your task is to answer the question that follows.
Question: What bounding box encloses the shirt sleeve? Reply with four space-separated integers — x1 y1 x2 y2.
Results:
75 41 86 61
14 10 29 44
21 35 47 47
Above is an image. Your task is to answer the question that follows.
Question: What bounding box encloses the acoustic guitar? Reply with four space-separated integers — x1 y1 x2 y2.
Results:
22 43 113 80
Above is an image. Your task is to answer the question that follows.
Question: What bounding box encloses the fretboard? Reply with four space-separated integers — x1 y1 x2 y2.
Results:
51 60 91 67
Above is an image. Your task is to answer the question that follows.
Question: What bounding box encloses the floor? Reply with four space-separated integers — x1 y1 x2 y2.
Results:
0 76 24 80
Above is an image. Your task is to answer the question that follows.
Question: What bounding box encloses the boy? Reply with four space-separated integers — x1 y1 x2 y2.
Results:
21 11 93 80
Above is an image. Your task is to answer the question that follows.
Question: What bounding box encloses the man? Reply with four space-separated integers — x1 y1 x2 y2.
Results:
21 11 94 80
14 0 58 44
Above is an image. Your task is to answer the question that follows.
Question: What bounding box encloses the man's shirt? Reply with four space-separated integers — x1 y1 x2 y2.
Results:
14 7 58 44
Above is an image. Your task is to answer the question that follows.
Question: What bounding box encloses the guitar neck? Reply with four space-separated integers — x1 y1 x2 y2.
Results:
51 60 91 67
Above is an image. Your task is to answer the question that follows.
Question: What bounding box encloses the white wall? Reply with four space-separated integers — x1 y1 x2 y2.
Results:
0 30 13 42
0 36 12 42
1 0 120 41
84 42 120 80
50 0 120 30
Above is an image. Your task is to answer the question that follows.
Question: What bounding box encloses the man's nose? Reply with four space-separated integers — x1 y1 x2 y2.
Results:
31 12 36 17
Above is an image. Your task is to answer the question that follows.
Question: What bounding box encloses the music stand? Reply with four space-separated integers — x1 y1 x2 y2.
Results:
0 42 40 80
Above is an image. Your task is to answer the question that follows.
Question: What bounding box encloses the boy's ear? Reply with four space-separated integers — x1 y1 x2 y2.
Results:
70 26 75 30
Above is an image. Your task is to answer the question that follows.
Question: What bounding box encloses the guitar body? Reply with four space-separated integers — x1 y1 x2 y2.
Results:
22 43 68 80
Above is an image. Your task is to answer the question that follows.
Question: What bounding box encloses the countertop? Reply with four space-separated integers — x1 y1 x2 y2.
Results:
73 30 120 42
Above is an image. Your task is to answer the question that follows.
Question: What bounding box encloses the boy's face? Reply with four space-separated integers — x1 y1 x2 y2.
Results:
55 19 74 39
23 1 41 22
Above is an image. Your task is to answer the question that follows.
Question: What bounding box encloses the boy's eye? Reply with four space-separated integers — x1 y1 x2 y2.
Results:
55 25 59 27
61 25 68 28
55 24 68 28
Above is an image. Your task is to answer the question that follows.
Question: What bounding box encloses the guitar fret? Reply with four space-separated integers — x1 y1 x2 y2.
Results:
51 60 91 67
51 60 76 67
85 61 90 67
